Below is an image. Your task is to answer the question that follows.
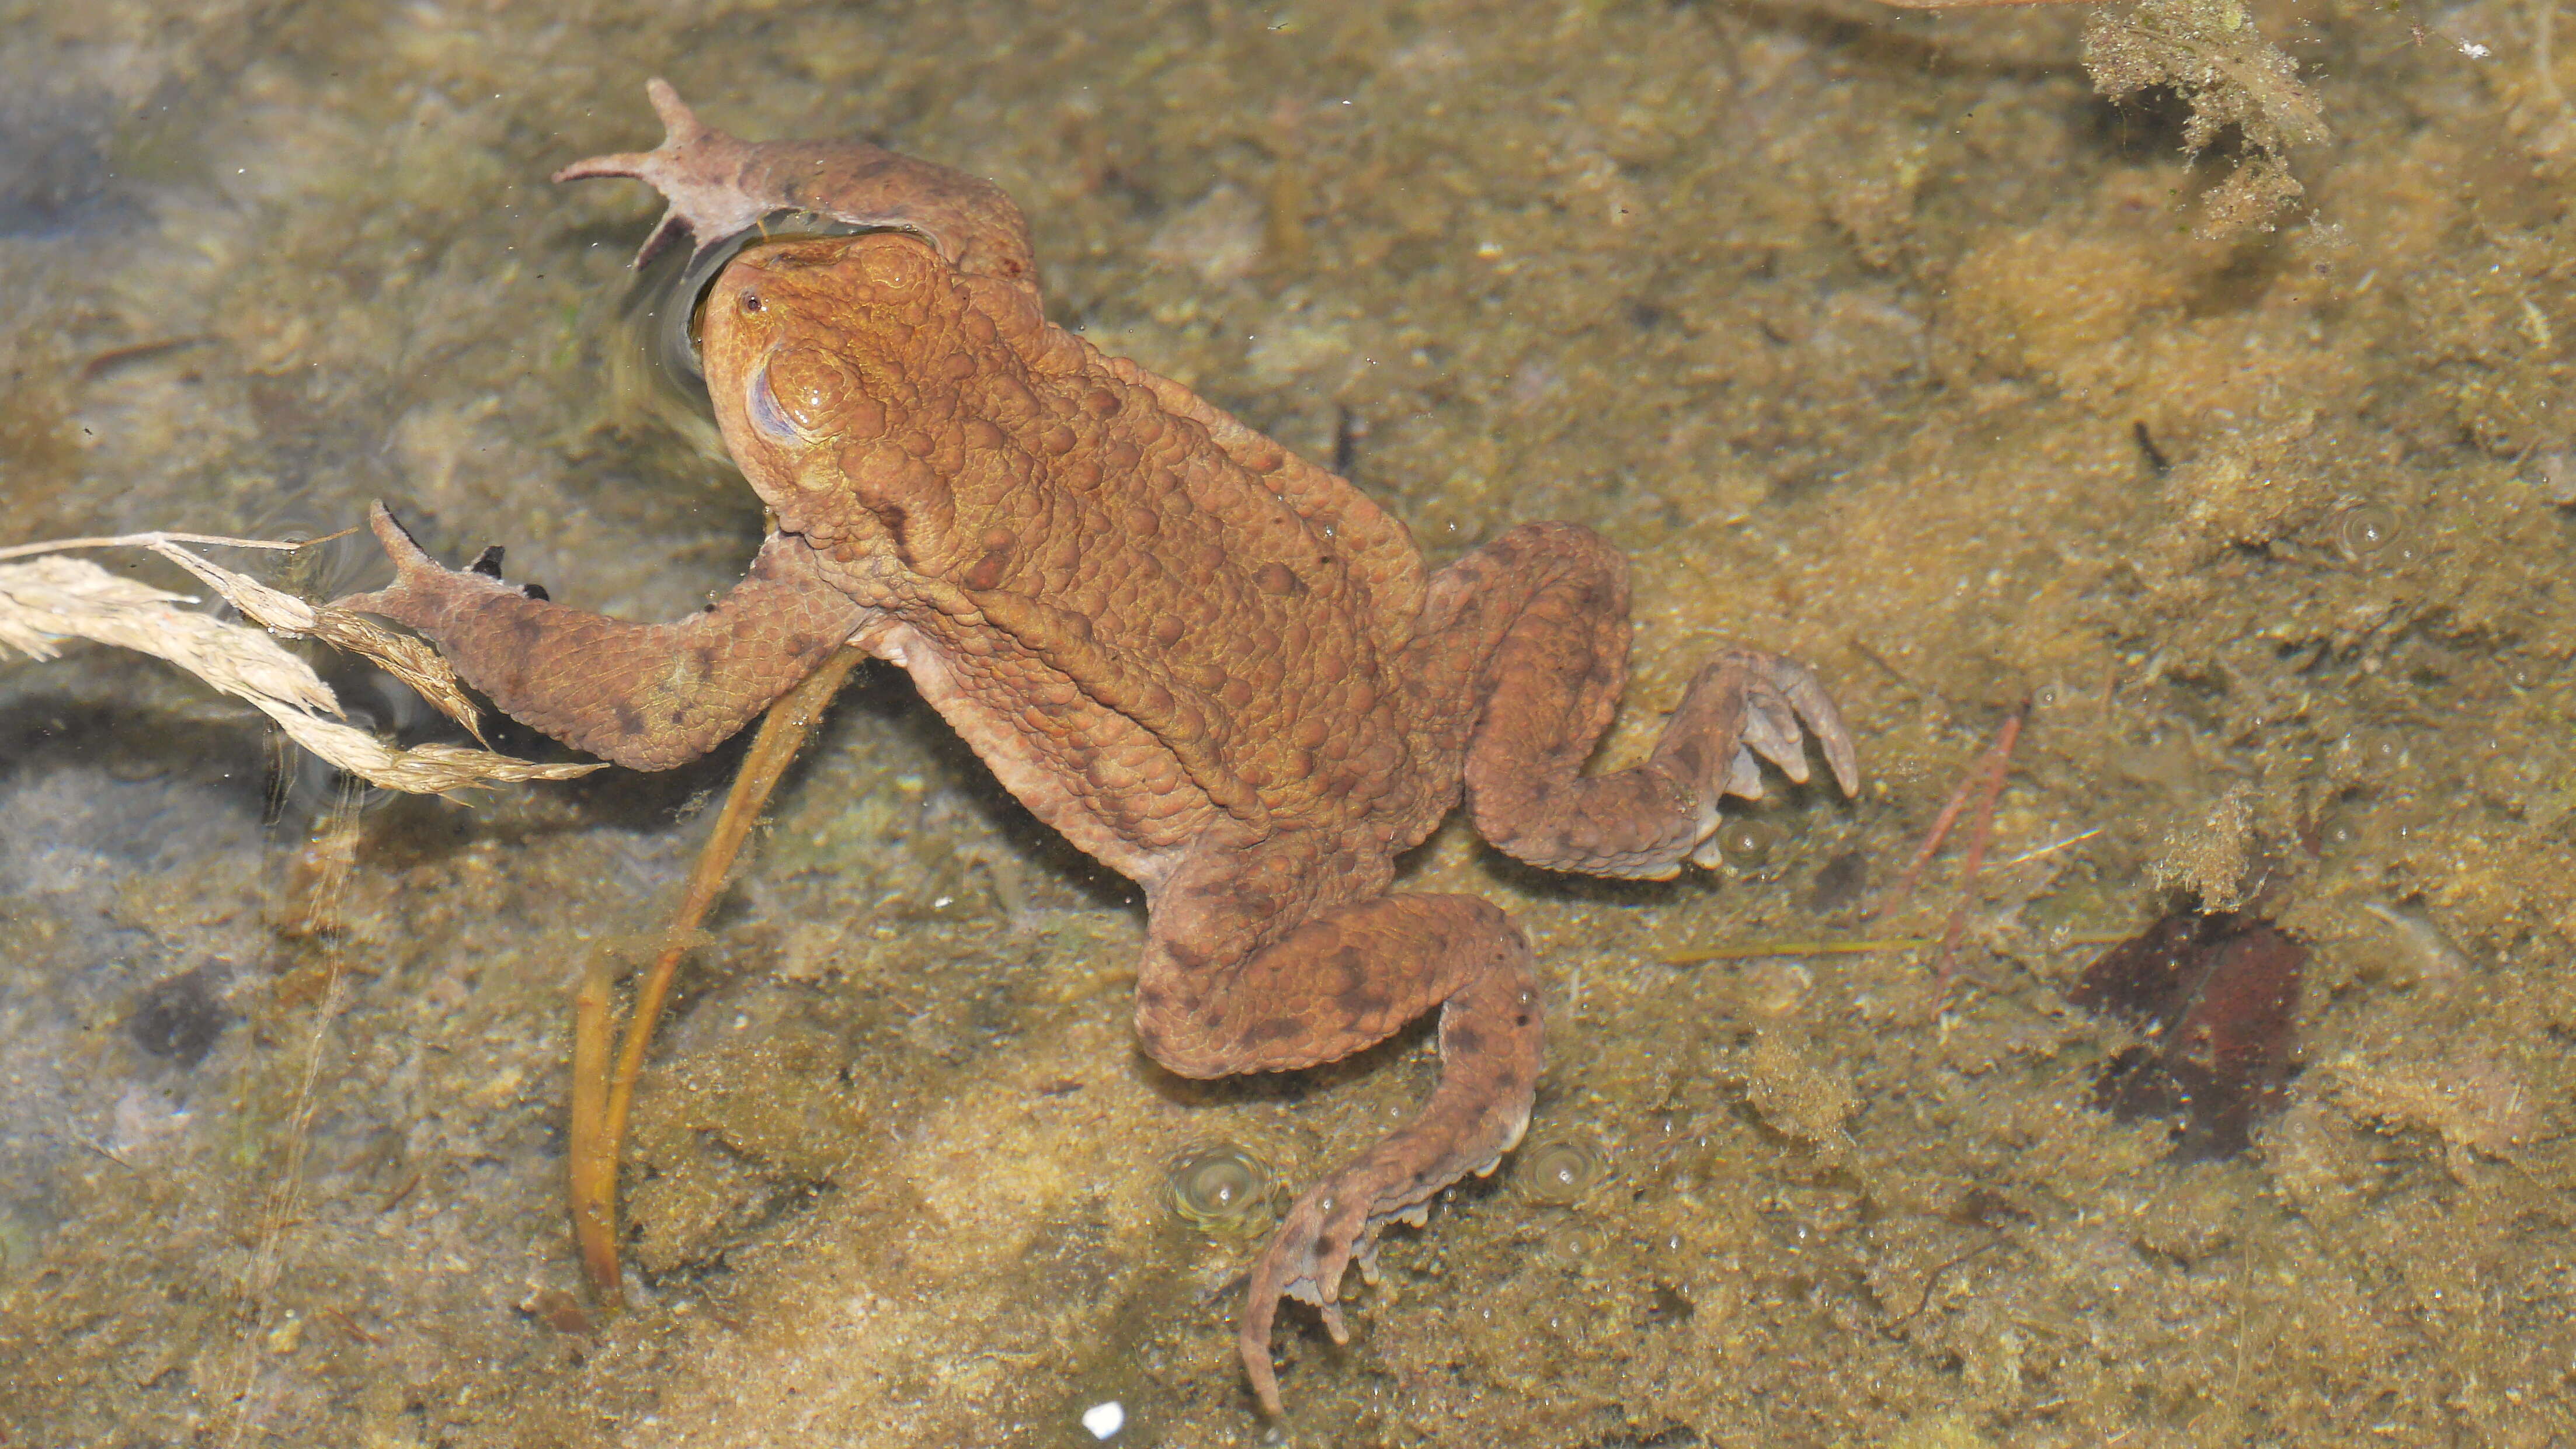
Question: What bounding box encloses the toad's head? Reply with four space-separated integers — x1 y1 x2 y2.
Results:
701 231 985 572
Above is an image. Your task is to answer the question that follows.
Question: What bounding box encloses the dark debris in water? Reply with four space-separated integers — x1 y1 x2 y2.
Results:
2070 911 2304 1161
127 965 230 1068
1644 1282 1695 1328
0 79 129 239
1803 848 1868 915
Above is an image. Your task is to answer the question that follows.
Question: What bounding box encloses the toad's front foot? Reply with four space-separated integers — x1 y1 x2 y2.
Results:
555 79 1038 293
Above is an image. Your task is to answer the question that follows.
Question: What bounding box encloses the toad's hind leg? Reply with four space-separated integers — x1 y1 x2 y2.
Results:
1133 863 1543 1416
1408 522 1859 881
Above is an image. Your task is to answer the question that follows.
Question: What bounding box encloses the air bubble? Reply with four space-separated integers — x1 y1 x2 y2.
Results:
1518 1138 1602 1205
2334 503 2398 561
1716 817 1782 868
1162 1144 1273 1231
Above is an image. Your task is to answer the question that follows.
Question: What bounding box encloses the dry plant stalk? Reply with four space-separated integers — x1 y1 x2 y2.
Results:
0 531 602 794
145 538 488 744
220 781 366 1449
0 526 607 1445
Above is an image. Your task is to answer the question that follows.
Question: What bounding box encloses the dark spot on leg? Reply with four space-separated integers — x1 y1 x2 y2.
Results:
1448 1027 1485 1057
1336 986 1396 1024
1667 738 1706 782
612 703 644 737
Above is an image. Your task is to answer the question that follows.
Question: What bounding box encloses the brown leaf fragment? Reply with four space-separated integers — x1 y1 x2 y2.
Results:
2070 910 2304 1160
518 1287 592 1335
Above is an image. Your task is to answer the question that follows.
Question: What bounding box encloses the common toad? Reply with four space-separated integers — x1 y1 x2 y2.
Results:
336 81 1859 1415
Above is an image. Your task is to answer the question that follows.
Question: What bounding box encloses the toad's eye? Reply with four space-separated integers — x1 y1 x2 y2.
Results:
746 345 849 441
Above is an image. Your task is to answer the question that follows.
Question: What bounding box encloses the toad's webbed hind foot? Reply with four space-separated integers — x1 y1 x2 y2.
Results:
1225 922 1542 1416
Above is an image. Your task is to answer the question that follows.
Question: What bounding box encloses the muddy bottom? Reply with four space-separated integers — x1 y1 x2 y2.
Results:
2 1 2572 1444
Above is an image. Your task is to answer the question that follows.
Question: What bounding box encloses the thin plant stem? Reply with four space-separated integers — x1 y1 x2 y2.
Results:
1880 703 2028 914
570 645 867 1295
1928 699 2028 996
0 529 339 562
1665 937 1930 965
569 957 618 1291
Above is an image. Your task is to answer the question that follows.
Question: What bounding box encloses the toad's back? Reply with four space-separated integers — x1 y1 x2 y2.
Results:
721 234 1447 863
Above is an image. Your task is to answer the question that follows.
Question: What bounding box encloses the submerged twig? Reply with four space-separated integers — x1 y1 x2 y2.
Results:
1876 698 2031 1005
570 954 618 1290
1666 937 1930 966
1932 703 2025 982
570 644 867 1297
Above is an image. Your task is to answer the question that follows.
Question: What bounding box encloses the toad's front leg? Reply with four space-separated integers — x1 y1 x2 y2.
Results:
331 503 865 770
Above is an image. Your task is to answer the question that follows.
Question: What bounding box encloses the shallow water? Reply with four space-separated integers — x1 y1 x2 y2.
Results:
3 1 2573 1444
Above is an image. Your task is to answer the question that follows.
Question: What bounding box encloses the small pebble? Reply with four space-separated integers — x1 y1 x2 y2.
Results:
1081 1400 1124 1440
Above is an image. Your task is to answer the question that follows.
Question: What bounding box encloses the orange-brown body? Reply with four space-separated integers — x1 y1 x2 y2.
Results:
339 81 1857 1416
